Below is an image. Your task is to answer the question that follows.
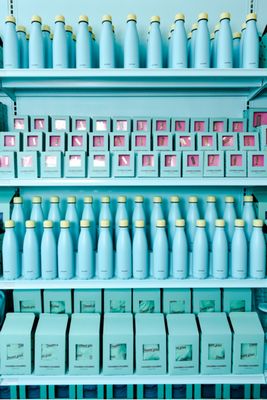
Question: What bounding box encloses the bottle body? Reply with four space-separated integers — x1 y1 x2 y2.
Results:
243 19 259 68
132 202 146 235
133 227 149 279
186 202 200 250
48 203 61 241
223 202 237 245
242 201 256 240
99 20 115 68
116 227 132 279
171 19 187 68
43 29 52 68
97 228 113 279
217 18 233 68
249 227 266 278
53 21 68 68
190 29 197 68
192 226 209 279
195 19 210 68
22 228 40 279
30 203 44 243
153 227 168 279
77 227 94 279
65 203 80 250
3 226 21 279
231 227 247 279
99 203 113 234
77 21 93 68
150 203 164 245
124 20 140 68
168 202 182 249
11 203 25 251
205 201 218 249
82 204 96 249
212 227 228 279
58 227 74 279
41 228 57 279
147 21 163 68
172 226 188 279
17 30 28 68
115 203 128 239
4 20 19 69
66 30 73 68
29 21 44 68
233 37 240 68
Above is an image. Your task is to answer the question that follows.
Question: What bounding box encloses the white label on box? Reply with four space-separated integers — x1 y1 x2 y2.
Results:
14 118 24 129
21 156 33 168
0 156 10 167
41 343 59 361
241 343 257 360
6 344 24 361
96 120 107 131
75 344 93 361
110 344 127 360
175 345 192 361
69 155 82 168
76 120 86 131
143 344 160 361
45 155 57 168
116 120 127 131
55 119 66 130
208 344 225 360
93 155 106 168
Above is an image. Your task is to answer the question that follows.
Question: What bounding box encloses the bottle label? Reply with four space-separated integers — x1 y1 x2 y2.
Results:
208 343 225 360
175 344 192 361
75 344 93 361
41 343 59 361
241 343 257 360
110 343 127 360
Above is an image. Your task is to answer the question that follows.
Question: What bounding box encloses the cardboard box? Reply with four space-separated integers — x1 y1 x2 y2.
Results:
223 288 252 313
163 288 191 314
13 289 42 314
193 288 221 313
17 151 39 179
74 289 102 313
133 289 161 313
43 289 72 315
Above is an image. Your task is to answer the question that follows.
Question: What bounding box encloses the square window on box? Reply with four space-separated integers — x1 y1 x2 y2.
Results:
154 133 173 151
210 118 228 133
259 125 267 150
46 132 66 152
152 117 171 133
68 132 88 152
113 117 131 134
197 133 217 151
65 152 86 178
239 132 259 151
204 151 224 177
182 151 204 177
137 152 159 177
110 132 130 151
89 152 110 178
89 133 109 152
133 117 151 133
190 118 209 132
0 131 21 152
131 132 151 151
217 132 238 151
72 117 91 132
160 152 181 177
225 151 247 177
175 133 195 151
41 152 62 178
92 117 111 133
247 151 267 177
51 116 71 131
113 152 135 177
24 132 44 152
31 116 50 132
0 152 16 178
172 118 190 132
13 115 30 131
17 151 39 179
228 118 247 133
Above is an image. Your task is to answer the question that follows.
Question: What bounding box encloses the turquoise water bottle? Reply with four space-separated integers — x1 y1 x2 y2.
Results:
192 219 209 279
53 15 68 68
212 219 228 279
11 196 25 251
243 13 259 68
133 220 148 279
124 14 140 68
65 196 80 250
233 32 241 67
168 25 175 68
204 196 218 249
132 195 146 236
99 196 113 234
213 23 220 68
82 196 96 249
190 23 198 67
231 219 247 279
195 12 210 68
100 15 115 68
30 196 44 243
4 15 19 69
186 196 200 251
22 220 40 279
77 220 94 279
47 196 61 242
42 25 52 68
17 25 28 68
97 219 113 279
91 30 97 67
171 13 187 68
150 196 164 246
249 219 266 279
115 196 128 240
172 219 188 279
116 220 132 279
223 196 237 245
65 25 73 68
187 32 192 67
3 220 20 280
77 16 93 68
88 26 94 67
240 22 246 67
41 220 57 279
29 15 44 68
217 12 233 68
168 196 182 249
58 220 74 279
210 32 215 67
153 219 168 279
242 195 256 240
147 16 163 68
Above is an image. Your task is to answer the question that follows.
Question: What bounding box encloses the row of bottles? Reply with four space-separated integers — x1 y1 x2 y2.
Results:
3 12 259 69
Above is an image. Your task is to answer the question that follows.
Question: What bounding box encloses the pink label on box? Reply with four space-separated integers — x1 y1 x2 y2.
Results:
187 154 199 167
135 136 147 147
27 136 38 147
194 121 205 132
233 122 244 132
208 154 220 166
96 120 107 131
243 135 255 147
93 155 106 167
116 120 128 131
175 120 186 131
21 156 33 168
222 135 234 147
4 135 15 147
69 155 82 168
0 156 10 167
45 155 57 168
201 135 213 147
142 155 154 167
156 120 167 131
165 155 176 167
231 154 243 167
157 135 168 147
34 119 45 130
114 136 125 147
72 136 83 147
14 118 25 129
252 155 265 167
50 136 61 147
93 136 104 147
55 119 66 130
118 154 130 166
75 119 87 131
253 112 267 127
213 121 224 132
179 136 191 147
137 120 147 131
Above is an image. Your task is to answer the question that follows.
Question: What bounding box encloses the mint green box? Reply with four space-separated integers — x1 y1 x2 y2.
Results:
68 132 88 152
223 288 252 313
137 385 164 399
165 384 193 399
51 115 71 131
113 151 135 177
160 151 181 177
239 132 259 151
259 125 267 150
0 131 21 152
228 118 247 132
76 385 104 399
113 117 131 134
167 314 199 375
74 289 102 313
193 289 221 313
103 313 133 375
19 385 47 399
72 116 91 133
247 151 267 177
210 118 228 133
64 151 87 178
17 151 39 179
230 312 264 374
106 385 134 399
35 313 68 375
154 132 173 151
48 385 76 399
217 132 239 151
88 152 110 177
40 151 63 178
245 108 267 131
191 117 209 132
194 384 222 399
104 289 132 313
46 131 66 152
13 289 42 314
69 313 100 375
110 132 130 151
131 131 151 151
43 289 72 315
197 132 217 151
172 117 190 133
182 151 204 177
133 289 161 313
137 151 159 177
89 132 109 152
92 116 111 133
0 152 16 179
163 288 191 314
226 151 247 177
0 313 35 375
24 132 44 152
223 385 251 399
133 117 151 133
135 313 166 375
204 151 224 177
153 117 171 133
198 312 232 375
31 115 50 132
175 133 195 151
13 115 30 131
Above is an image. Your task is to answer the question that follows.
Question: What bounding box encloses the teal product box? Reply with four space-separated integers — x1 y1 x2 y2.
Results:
23 131 44 151
46 131 66 152
0 312 35 375
17 151 39 179
163 288 191 314
245 108 267 131
43 289 72 315
230 312 264 374
197 132 217 151
113 117 131 134
160 151 181 177
74 289 102 313
68 132 88 152
13 289 42 314
223 288 252 313
31 115 50 132
13 115 30 131
40 151 63 178
0 131 21 151
135 313 166 375
104 289 132 313
92 116 111 133
259 125 267 150
191 117 209 132
137 385 164 399
48 385 76 399
110 132 130 151
103 313 133 375
247 151 267 177
89 132 109 152
0 386 18 399
217 132 239 151
64 151 87 178
193 288 221 313
112 151 135 177
106 385 134 399
69 313 100 375
175 132 195 151
195 384 222 399
133 117 151 133
72 116 91 132
152 117 171 133
133 289 161 313
239 132 259 151
228 118 247 132
76 385 104 399
88 152 110 177
51 115 71 131
198 312 232 375
210 117 228 132
223 384 251 399
226 151 247 177
0 152 16 179
182 151 204 177
19 385 47 400
35 313 68 375
172 117 190 132
131 131 151 151
153 132 173 151
165 385 193 399
204 151 224 177
167 314 199 375
137 151 159 177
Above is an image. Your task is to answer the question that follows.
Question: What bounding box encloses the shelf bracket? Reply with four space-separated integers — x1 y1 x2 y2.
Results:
247 79 267 103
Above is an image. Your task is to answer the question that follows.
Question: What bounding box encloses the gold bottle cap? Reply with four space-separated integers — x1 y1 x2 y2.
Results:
220 12 231 21
67 196 76 203
26 34 30 40
196 219 206 227
26 220 36 228
170 196 180 203
84 196 93 204
118 196 127 203
92 33 96 40
153 196 162 203
244 195 253 202
88 25 93 33
246 13 257 22
198 12 208 21
175 219 185 227
60 220 70 228
31 15 42 23
5 220 15 228
80 219 90 228
65 25 73 32
191 23 198 31
188 32 192 39
50 196 59 203
189 196 198 203
233 32 241 39
170 24 175 32
253 219 263 227
135 195 144 203
102 15 112 23
72 34 76 41
214 23 220 32
135 220 145 228
32 196 42 204
127 14 137 22
225 196 234 203
101 196 110 203
156 219 166 228
100 219 110 228
55 15 65 23
79 16 88 23
241 22 247 31
210 32 215 40
17 25 26 33
42 25 51 32
235 219 245 227
43 220 53 228
13 196 23 204
175 13 185 22
215 219 225 227
207 196 216 203
119 219 129 227
151 16 160 23
5 15 16 24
